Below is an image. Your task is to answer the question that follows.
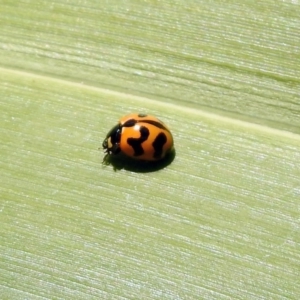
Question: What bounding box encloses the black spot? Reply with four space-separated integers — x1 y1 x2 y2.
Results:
127 126 149 156
123 119 137 127
152 132 167 159
138 113 148 118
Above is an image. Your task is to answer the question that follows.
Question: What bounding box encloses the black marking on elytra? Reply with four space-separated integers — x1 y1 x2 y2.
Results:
127 126 150 156
122 117 169 131
152 132 167 159
138 119 168 130
123 119 137 127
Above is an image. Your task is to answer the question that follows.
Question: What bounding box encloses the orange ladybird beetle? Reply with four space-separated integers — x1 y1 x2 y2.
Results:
102 113 174 162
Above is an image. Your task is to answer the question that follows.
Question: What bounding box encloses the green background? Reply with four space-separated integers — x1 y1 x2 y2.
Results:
1 1 300 299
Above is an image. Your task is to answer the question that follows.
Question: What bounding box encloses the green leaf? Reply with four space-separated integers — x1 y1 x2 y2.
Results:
1 1 300 299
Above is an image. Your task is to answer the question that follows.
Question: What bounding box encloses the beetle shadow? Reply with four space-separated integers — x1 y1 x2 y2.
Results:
102 148 176 173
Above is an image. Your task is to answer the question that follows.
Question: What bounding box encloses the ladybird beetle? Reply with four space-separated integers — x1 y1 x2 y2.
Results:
102 113 174 162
